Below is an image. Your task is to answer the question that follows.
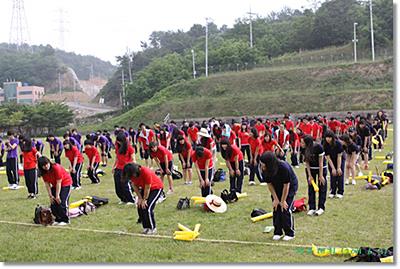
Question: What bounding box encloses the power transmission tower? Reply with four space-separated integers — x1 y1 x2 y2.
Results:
57 8 68 50
9 0 31 50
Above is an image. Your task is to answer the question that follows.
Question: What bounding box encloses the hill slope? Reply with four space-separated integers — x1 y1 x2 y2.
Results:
81 59 393 131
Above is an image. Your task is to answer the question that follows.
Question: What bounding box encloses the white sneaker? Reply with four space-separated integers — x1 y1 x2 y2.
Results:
249 181 256 186
260 182 268 186
57 222 68 226
272 235 282 241
307 210 316 216
336 194 343 199
352 180 356 185
345 179 349 185
328 194 335 199
358 171 364 177
315 208 324 216
142 228 150 234
166 190 174 195
52 222 59 226
75 186 82 190
11 184 18 190
282 235 295 241
118 201 125 205
295 166 300 169
147 228 157 235
126 202 135 206
157 195 166 204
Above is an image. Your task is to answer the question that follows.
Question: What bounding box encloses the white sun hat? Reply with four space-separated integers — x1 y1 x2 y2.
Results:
205 194 227 213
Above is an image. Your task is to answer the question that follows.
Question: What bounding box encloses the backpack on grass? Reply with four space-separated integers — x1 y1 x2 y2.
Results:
213 169 226 182
33 205 54 226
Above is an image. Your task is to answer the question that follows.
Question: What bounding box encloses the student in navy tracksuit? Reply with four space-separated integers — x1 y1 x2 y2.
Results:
260 152 298 241
323 130 345 199
5 131 20 188
32 138 44 155
47 134 63 164
301 135 327 217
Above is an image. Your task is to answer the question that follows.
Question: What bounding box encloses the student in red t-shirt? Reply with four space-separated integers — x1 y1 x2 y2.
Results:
122 163 164 235
21 138 41 199
255 118 266 138
192 145 214 197
248 128 265 185
187 122 199 149
238 122 251 163
149 141 174 194
220 138 244 194
262 133 284 156
157 128 171 150
176 135 192 185
63 140 84 190
138 123 156 167
83 140 101 184
112 132 136 205
38 156 72 225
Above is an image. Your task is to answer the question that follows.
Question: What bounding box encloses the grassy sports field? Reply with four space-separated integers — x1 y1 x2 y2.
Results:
0 128 393 263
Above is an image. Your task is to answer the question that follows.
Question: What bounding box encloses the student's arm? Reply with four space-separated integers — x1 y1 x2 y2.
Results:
141 184 151 209
337 153 343 176
319 154 325 185
234 155 240 176
326 155 336 175
194 163 204 188
179 153 185 168
226 159 234 176
45 181 54 203
280 183 290 211
72 156 78 173
267 183 280 211
305 161 312 184
238 137 242 149
164 155 170 174
204 159 210 186
55 179 62 204
10 142 17 150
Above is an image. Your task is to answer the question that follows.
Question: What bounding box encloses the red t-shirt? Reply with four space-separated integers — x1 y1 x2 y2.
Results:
23 147 37 170
180 139 192 160
65 146 84 165
157 133 170 148
285 120 294 131
85 146 100 163
248 137 262 156
238 131 250 145
187 127 199 142
255 124 266 134
42 163 72 187
262 139 278 152
232 124 241 135
340 123 348 133
311 123 320 140
229 131 237 146
138 129 155 150
301 123 312 135
150 145 173 163
228 144 244 162
290 132 300 148
191 148 213 170
199 137 215 150
130 166 164 191
115 144 135 170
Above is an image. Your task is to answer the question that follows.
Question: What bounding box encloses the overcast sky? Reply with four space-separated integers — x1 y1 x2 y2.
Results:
0 0 397 65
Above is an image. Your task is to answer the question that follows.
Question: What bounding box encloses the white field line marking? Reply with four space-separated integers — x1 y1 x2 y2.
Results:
0 219 335 249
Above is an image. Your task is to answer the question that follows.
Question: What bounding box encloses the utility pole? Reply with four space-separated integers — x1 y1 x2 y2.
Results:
58 72 62 97
205 18 209 77
121 68 125 108
369 0 375 61
191 49 196 79
247 7 256 48
352 22 358 63
127 48 133 83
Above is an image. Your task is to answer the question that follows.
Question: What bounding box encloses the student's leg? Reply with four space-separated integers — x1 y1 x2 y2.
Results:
317 169 327 210
338 160 345 195
58 186 71 223
71 169 78 188
273 204 284 236
24 169 34 194
249 162 256 183
92 162 101 183
166 161 174 191
306 170 316 210
328 166 337 195
282 196 295 237
50 187 61 222
6 158 13 185
236 160 244 193
123 181 135 203
113 169 125 202
76 163 83 187
146 189 163 231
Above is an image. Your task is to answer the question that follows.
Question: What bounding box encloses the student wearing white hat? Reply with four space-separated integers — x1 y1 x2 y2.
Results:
197 128 217 170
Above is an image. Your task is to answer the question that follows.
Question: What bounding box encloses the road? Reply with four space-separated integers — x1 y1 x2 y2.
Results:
65 102 119 118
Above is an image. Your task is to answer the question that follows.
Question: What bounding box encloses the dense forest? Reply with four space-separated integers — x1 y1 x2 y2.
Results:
97 0 393 107
0 43 115 90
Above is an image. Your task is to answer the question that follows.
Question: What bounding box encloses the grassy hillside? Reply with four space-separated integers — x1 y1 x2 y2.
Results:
81 59 393 131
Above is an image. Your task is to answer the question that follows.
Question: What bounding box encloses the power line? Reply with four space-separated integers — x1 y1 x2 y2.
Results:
9 0 31 50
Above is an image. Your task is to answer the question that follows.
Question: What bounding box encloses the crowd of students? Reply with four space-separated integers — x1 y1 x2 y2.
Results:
0 110 390 236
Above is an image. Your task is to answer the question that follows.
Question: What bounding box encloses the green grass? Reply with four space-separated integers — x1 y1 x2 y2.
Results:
80 59 393 133
0 129 394 263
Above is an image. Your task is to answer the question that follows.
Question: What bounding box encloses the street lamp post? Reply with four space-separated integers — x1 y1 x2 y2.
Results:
353 22 358 63
191 49 196 79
